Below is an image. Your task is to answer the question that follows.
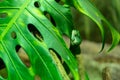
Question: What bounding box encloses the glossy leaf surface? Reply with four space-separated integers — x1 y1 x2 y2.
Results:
0 0 79 80
40 0 74 37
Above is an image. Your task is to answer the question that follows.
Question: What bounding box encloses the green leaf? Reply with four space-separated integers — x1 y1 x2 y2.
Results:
40 0 74 37
64 0 120 51
0 0 79 80
85 71 89 80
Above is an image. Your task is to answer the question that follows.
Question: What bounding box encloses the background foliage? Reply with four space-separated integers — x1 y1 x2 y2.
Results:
73 0 120 43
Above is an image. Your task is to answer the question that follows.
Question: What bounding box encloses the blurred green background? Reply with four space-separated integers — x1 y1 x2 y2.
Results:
72 0 120 43
71 1 120 80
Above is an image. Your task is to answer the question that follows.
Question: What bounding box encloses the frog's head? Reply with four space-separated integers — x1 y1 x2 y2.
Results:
71 30 82 46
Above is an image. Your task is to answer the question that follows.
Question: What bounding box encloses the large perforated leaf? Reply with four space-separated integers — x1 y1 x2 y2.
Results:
0 0 79 80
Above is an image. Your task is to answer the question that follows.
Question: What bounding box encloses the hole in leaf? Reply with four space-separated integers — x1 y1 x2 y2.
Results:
44 11 51 20
0 58 5 69
50 16 56 27
55 0 60 2
49 49 71 79
15 45 31 68
27 23 44 42
34 1 40 8
55 0 64 5
11 31 17 39
44 12 56 27
0 12 8 18
34 75 41 80
0 58 8 78
49 48 70 73
49 48 62 62
62 61 70 74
